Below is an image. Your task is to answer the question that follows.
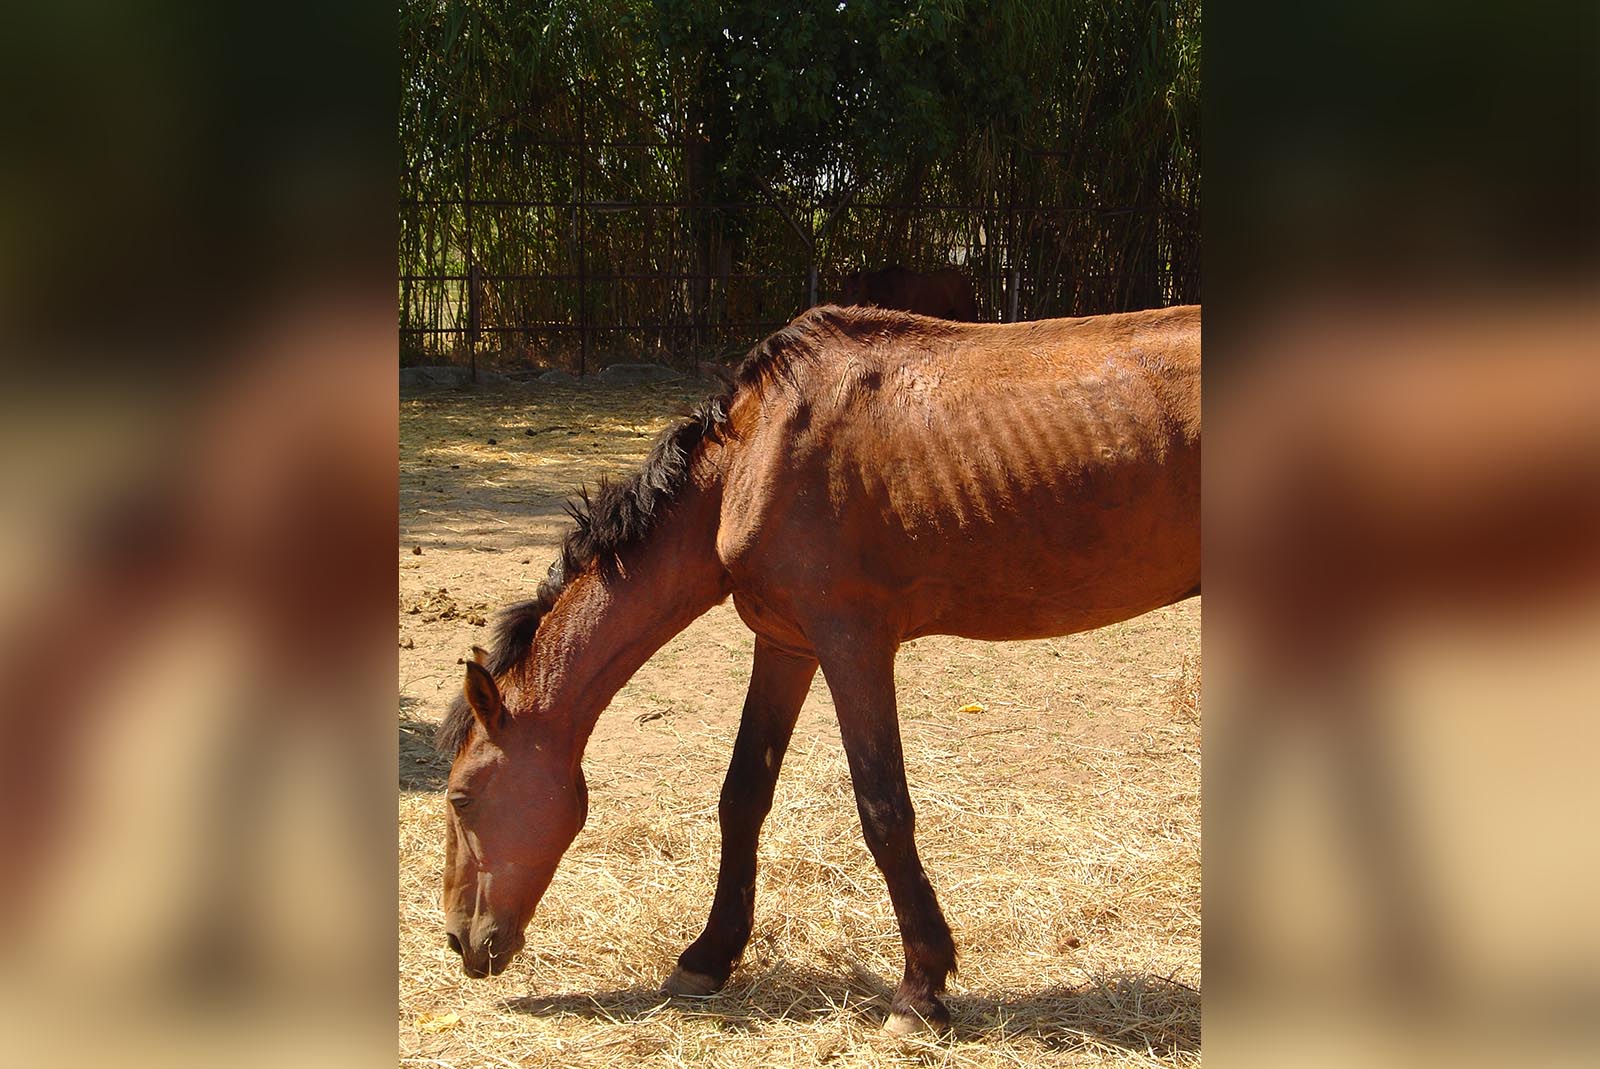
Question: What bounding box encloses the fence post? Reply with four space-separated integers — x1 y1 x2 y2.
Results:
468 262 482 359
577 93 589 377
465 135 477 383
1004 143 1019 322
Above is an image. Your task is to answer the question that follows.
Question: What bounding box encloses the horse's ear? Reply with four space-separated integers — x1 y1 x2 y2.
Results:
463 661 505 734
469 645 489 666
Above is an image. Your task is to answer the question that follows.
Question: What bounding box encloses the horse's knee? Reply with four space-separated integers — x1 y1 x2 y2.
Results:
857 794 917 864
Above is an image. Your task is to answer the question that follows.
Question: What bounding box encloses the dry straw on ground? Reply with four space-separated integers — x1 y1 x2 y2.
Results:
399 380 1200 1068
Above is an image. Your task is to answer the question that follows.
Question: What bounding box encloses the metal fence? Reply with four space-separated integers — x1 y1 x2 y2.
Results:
399 131 1198 374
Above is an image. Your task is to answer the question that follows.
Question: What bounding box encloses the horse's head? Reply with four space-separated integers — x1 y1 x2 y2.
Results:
441 656 587 978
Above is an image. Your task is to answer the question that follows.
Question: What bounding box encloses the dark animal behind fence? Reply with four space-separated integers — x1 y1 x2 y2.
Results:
839 266 980 321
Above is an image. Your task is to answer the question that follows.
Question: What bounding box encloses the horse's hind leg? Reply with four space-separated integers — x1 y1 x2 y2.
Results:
816 628 956 1034
663 639 817 996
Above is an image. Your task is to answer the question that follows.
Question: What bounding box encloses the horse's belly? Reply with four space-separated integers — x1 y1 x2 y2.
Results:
906 528 1197 640
879 452 1200 641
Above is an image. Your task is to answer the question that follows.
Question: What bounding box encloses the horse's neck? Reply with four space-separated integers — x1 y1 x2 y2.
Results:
529 484 728 757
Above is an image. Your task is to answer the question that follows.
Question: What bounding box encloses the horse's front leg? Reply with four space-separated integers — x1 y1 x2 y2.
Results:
663 638 817 996
816 628 957 1034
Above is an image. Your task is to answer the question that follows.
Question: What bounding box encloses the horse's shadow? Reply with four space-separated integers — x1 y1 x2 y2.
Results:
506 961 1198 1055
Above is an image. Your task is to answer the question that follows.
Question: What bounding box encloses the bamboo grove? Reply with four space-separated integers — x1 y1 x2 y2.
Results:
400 0 1200 368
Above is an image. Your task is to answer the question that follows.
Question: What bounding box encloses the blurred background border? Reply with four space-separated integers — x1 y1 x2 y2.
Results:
0 2 1594 1067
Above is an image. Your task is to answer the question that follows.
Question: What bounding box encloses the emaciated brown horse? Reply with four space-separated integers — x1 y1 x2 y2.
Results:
437 304 1200 1033
839 265 980 321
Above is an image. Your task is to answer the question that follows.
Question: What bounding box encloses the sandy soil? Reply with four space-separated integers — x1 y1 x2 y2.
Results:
399 377 1201 1067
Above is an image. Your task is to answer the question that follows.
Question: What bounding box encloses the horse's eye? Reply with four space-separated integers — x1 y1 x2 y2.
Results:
448 792 473 813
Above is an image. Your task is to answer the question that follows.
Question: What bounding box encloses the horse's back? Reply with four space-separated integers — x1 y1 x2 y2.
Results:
717 306 1200 644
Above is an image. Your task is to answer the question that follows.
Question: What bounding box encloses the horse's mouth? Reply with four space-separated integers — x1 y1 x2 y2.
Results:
457 935 523 979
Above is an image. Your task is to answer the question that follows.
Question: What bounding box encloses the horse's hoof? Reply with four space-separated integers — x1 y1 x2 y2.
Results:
884 1010 943 1036
661 966 722 997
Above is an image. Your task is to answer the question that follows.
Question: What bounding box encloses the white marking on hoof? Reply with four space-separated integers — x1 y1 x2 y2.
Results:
661 967 721 998
884 1010 933 1036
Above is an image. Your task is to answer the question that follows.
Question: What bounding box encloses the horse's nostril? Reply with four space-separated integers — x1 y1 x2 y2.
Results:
447 932 463 956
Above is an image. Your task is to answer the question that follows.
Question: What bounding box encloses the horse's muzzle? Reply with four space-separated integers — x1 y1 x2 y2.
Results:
447 925 522 978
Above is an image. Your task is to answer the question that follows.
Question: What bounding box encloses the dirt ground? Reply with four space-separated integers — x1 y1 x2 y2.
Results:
399 377 1201 1068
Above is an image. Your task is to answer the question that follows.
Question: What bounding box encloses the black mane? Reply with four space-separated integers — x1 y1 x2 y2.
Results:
434 306 881 754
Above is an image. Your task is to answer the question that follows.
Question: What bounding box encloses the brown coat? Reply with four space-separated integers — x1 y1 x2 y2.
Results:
715 304 1200 651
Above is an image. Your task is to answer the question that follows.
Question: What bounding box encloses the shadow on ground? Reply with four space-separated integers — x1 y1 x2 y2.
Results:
400 378 719 543
401 695 450 792
505 961 1198 1056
